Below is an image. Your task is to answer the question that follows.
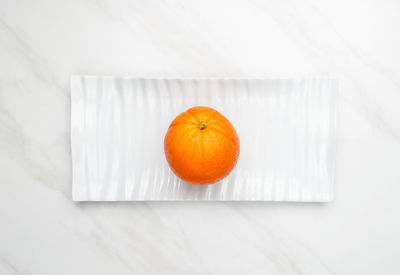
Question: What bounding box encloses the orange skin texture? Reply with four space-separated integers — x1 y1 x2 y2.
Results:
164 106 240 185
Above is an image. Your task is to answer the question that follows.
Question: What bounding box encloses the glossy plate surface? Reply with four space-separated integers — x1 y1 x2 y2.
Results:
71 76 338 201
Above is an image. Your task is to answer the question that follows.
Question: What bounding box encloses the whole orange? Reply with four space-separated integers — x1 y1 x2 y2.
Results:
164 106 240 185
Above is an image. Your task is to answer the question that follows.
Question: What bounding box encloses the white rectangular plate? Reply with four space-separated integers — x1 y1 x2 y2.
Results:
71 76 338 201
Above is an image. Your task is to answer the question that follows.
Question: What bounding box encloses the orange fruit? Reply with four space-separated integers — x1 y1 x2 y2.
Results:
164 106 240 185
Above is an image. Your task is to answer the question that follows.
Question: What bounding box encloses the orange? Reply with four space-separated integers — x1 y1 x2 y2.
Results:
164 106 240 185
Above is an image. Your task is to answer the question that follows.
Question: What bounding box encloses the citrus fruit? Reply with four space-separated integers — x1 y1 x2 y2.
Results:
164 106 240 185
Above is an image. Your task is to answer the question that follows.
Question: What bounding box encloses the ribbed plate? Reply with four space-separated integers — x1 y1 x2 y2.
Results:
71 76 338 201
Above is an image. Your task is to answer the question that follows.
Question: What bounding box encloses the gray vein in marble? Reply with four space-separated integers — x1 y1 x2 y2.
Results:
225 202 336 274
0 18 67 97
298 243 336 275
0 106 70 197
70 203 178 274
306 0 400 89
0 1 399 274
253 243 302 275
249 0 400 140
64 212 143 274
307 3 400 140
75 203 215 274
0 254 27 275
340 84 400 140
92 0 242 75
0 108 24 157
226 204 303 274
178 228 216 275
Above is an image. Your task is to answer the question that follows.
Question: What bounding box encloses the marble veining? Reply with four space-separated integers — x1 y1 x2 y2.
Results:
1 0 400 274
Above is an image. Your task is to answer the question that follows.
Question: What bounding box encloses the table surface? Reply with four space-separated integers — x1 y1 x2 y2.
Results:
1 0 400 274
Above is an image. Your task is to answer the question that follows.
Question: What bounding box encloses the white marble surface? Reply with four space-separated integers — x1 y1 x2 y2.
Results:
0 0 399 274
